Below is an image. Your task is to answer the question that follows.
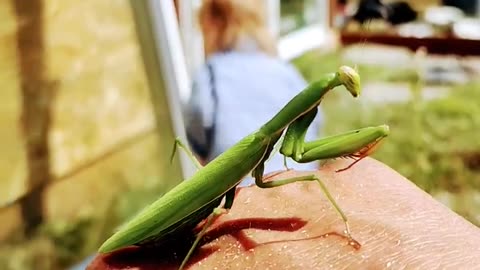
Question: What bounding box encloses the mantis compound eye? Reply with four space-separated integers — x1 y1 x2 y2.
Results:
338 66 361 98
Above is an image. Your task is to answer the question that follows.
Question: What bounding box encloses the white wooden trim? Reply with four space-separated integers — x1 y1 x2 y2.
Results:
278 0 331 60
179 0 204 84
266 0 281 38
278 24 330 60
146 0 197 178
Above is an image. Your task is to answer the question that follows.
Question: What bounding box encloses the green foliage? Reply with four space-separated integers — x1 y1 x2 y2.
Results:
294 50 480 226
42 218 94 267
0 218 93 270
0 182 173 270
0 235 56 270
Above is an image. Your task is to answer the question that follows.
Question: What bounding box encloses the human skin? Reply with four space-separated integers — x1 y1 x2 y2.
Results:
88 158 480 270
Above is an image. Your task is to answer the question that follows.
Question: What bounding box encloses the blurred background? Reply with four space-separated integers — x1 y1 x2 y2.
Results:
0 0 479 269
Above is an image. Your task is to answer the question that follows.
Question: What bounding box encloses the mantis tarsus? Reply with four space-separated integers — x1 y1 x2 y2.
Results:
98 66 389 269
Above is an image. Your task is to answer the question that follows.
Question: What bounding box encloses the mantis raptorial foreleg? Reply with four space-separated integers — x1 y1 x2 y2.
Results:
280 108 319 162
253 125 389 243
281 118 389 168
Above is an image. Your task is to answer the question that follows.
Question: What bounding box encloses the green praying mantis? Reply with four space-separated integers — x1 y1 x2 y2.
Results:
98 66 389 269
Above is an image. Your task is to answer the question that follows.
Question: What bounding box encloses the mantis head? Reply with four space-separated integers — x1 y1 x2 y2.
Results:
338 66 361 97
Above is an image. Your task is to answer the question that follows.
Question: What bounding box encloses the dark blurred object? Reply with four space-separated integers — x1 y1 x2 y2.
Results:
351 0 417 25
340 33 480 56
443 0 478 16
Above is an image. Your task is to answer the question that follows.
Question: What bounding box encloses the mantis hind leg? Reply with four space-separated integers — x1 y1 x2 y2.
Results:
178 187 236 270
178 207 226 270
171 137 203 170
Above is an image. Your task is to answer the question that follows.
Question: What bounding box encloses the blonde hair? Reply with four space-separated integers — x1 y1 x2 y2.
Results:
198 0 277 57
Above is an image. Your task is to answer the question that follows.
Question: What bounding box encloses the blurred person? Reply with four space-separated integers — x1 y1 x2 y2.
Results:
185 0 323 186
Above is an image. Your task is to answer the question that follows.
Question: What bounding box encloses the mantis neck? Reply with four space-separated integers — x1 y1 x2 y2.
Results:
259 73 341 136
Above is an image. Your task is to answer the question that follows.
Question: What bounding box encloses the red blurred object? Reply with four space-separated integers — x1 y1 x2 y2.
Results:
340 32 480 56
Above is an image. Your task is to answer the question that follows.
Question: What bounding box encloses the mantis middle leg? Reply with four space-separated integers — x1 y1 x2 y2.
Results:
171 137 203 170
252 162 355 241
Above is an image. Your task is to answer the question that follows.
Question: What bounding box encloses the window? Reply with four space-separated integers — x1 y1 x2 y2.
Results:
280 0 320 35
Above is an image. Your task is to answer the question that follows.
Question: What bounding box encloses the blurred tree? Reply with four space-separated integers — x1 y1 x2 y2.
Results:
13 0 55 236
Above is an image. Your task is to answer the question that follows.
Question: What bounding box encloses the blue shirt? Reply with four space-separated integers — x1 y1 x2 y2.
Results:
185 51 323 186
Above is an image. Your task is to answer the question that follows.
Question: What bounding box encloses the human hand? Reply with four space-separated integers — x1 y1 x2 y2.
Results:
88 158 480 269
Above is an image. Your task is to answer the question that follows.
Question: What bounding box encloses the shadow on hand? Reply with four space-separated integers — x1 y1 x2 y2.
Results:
90 217 309 270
